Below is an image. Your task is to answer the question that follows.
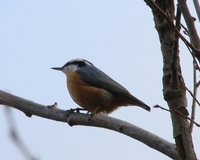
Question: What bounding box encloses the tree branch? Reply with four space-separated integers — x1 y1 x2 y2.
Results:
178 0 200 60
144 0 198 159
154 105 200 127
144 0 200 62
0 89 179 159
193 0 200 22
189 62 198 133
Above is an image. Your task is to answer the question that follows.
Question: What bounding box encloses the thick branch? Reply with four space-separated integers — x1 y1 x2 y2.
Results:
0 89 178 159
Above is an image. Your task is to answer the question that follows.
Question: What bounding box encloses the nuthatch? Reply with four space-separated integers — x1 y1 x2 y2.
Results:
52 58 150 114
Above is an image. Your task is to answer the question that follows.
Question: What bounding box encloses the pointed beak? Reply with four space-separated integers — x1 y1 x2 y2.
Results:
51 67 63 71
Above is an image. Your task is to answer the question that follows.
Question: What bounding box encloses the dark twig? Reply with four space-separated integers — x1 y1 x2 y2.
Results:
193 0 200 22
180 23 189 35
173 109 200 127
185 86 200 106
154 105 200 127
189 62 198 133
178 0 200 58
144 0 200 59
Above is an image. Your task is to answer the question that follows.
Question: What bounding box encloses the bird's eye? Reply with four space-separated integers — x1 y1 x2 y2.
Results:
75 61 87 67
64 59 93 68
68 61 89 67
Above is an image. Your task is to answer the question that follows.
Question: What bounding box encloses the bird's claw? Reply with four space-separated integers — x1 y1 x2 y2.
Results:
65 108 88 117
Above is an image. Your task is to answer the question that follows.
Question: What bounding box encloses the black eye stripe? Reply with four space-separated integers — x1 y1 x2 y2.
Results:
64 59 93 68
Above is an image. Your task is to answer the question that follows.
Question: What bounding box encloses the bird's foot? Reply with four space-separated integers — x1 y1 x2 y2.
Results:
66 108 88 117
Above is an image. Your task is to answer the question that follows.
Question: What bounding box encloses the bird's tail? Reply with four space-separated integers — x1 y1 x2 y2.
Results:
137 101 151 111
113 94 151 111
126 95 151 112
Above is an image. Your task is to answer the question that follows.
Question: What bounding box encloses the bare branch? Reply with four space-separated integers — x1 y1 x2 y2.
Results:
193 0 200 22
144 0 200 61
154 105 200 127
189 62 198 133
178 0 200 59
185 86 200 106
0 89 179 159
144 0 198 159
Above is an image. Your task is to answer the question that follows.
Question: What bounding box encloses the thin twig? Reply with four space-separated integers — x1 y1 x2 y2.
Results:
154 105 200 127
180 23 189 35
178 0 200 54
193 0 200 22
189 62 198 133
185 86 200 106
144 0 200 70
173 109 200 127
197 81 200 87
146 0 198 50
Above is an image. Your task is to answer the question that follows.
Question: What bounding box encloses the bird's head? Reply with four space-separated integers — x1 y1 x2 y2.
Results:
51 58 93 74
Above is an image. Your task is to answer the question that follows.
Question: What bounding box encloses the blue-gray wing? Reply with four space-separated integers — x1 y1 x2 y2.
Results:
76 64 151 111
76 65 131 96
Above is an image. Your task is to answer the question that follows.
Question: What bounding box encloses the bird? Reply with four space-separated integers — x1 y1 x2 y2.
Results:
51 58 150 114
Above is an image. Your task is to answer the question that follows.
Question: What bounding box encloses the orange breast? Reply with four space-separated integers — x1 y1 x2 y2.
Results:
66 70 117 113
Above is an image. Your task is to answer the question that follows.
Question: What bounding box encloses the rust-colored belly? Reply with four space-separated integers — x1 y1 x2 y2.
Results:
66 70 115 113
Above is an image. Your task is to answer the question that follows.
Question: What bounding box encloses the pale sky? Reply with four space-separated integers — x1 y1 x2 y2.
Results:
0 1 200 160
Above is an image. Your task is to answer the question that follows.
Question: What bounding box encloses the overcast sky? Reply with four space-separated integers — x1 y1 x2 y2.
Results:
0 1 200 160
